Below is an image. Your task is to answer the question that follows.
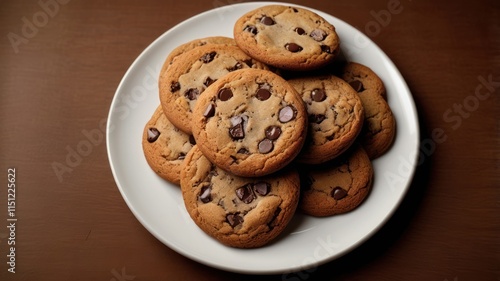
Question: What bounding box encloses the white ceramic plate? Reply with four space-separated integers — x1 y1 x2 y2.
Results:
107 1 419 275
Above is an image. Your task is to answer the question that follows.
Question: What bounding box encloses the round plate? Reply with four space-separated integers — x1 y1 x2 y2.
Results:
106 1 419 274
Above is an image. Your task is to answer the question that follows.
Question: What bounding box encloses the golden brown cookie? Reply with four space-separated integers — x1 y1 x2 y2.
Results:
191 68 308 177
357 91 396 159
287 74 364 164
298 144 373 217
180 145 300 248
142 105 195 184
159 44 269 134
159 36 236 77
233 5 340 71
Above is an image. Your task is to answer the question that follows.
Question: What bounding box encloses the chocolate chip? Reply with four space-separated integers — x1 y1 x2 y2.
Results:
258 139 273 154
231 114 248 127
170 81 180 92
236 184 255 204
184 88 199 100
331 187 347 200
199 185 212 203
278 105 296 123
311 88 326 102
256 88 271 101
230 115 248 139
147 128 160 143
203 103 215 118
292 8 299 13
218 88 233 101
265 126 281 140
294 27 306 35
200 51 216 63
309 114 326 124
226 213 244 227
253 182 270 196
227 62 243 72
260 16 275 25
229 115 248 140
229 123 245 139
349 80 365 92
310 29 327 41
321 45 332 54
178 152 186 160
244 25 258 35
204 77 216 87
285 43 303 53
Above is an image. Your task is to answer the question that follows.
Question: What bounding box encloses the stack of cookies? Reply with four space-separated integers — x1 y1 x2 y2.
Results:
141 5 396 248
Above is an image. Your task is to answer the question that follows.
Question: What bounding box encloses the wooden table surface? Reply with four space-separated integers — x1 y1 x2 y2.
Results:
1 0 498 280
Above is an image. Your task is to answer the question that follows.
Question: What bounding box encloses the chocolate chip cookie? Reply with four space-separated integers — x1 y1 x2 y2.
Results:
299 144 373 217
287 74 364 164
191 68 308 177
142 105 196 184
341 63 395 159
159 44 269 134
356 91 396 159
159 36 236 76
233 5 340 71
180 145 300 248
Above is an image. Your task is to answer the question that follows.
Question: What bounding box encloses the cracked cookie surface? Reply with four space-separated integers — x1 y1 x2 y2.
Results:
298 143 373 217
191 68 307 177
234 5 340 71
288 74 364 164
142 105 195 184
159 44 269 134
180 145 300 248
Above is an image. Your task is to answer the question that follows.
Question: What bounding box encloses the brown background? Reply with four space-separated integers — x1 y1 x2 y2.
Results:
1 0 499 280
